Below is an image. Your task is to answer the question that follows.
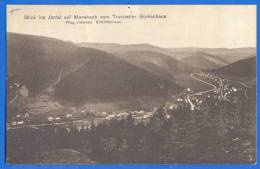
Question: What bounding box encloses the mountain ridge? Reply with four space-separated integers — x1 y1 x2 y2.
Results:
7 32 181 104
212 56 256 78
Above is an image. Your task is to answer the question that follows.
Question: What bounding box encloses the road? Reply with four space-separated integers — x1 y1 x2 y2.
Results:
189 73 217 97
186 72 236 110
7 72 251 129
186 73 217 110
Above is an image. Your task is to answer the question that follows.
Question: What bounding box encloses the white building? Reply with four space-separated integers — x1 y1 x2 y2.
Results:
17 121 24 125
66 114 73 118
55 117 61 120
48 116 54 121
232 87 238 92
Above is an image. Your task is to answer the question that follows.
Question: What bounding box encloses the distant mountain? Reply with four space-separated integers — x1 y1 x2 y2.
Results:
212 57 256 78
118 50 196 75
79 42 177 58
78 43 197 75
7 33 181 104
78 43 256 74
180 52 229 70
201 48 255 63
168 47 255 63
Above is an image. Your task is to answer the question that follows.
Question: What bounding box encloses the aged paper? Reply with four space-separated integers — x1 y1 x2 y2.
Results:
6 5 256 164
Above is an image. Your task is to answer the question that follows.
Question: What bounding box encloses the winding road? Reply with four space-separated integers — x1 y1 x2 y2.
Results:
7 72 251 129
186 73 217 110
186 72 235 110
186 72 252 111
189 73 217 96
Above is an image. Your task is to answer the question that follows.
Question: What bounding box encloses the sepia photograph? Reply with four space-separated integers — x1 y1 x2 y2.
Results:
5 5 256 164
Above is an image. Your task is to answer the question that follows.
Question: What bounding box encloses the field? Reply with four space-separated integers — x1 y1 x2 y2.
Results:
26 95 169 118
175 73 213 92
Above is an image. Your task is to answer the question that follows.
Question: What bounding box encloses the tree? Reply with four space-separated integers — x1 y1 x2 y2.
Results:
163 106 198 163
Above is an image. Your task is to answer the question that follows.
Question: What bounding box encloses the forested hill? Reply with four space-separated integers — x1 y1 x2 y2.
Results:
7 33 181 103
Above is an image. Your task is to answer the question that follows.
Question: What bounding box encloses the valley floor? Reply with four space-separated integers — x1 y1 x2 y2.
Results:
6 72 256 164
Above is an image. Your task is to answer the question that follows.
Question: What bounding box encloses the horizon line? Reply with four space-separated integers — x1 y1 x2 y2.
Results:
7 31 256 49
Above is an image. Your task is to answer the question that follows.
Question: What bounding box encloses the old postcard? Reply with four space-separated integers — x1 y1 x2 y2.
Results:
6 5 256 164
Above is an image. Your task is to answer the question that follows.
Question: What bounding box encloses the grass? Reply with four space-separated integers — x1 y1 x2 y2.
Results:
175 73 213 93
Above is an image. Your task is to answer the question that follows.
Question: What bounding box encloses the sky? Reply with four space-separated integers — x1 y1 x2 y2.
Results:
7 5 256 48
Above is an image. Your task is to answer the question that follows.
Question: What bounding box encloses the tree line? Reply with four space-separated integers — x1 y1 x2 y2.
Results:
6 93 255 164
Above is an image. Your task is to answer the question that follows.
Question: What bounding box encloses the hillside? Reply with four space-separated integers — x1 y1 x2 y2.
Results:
180 52 228 70
202 48 255 63
212 57 256 78
79 43 255 68
115 50 196 76
78 42 177 58
54 50 181 103
78 43 197 74
168 47 255 63
7 33 181 104
80 43 255 64
7 33 91 97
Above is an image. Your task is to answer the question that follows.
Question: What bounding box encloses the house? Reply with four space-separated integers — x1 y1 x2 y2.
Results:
139 110 145 114
17 121 24 125
66 127 71 133
177 98 183 102
169 104 178 110
48 116 54 121
81 110 86 113
165 114 171 119
11 121 17 126
55 117 61 121
18 84 29 97
105 114 116 120
190 106 194 111
44 87 55 96
83 125 89 130
76 126 82 132
96 111 107 117
232 87 238 92
24 113 29 118
66 114 73 118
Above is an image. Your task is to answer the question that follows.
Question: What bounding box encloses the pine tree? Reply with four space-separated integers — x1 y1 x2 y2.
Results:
162 106 197 163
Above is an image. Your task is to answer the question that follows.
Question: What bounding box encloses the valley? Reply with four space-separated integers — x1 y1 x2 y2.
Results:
6 33 256 164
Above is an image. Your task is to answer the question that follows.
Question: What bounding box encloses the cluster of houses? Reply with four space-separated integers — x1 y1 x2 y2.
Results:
193 72 241 106
10 112 30 126
41 110 155 133
163 72 243 112
8 72 244 131
9 107 156 131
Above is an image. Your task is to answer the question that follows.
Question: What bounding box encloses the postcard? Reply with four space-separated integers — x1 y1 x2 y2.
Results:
5 5 256 164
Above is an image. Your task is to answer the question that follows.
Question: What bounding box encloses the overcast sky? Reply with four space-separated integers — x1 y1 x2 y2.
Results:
7 5 256 48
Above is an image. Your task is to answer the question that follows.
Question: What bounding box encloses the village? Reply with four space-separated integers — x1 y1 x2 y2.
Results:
6 72 248 133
